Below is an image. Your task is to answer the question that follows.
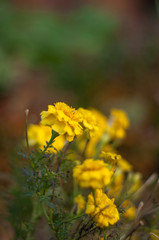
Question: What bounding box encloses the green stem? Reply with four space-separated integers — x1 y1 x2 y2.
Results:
94 133 110 159
26 198 38 240
42 202 50 221
42 130 58 154
81 138 89 158
25 109 30 152
56 140 73 172
50 208 54 227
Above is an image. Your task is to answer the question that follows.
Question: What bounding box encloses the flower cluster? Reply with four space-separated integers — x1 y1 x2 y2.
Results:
28 103 130 154
25 101 146 238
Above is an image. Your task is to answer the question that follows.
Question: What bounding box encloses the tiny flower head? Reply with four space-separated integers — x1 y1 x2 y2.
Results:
28 124 65 152
122 200 136 220
100 151 121 165
78 108 98 137
40 102 83 142
128 173 142 194
85 189 119 228
73 159 113 189
118 157 132 172
90 108 107 138
107 109 130 139
82 109 107 157
74 194 85 212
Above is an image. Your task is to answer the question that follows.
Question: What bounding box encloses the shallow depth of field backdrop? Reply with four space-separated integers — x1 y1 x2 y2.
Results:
0 0 159 239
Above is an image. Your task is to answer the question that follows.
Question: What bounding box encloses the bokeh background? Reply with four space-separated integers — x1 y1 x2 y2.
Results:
0 0 159 238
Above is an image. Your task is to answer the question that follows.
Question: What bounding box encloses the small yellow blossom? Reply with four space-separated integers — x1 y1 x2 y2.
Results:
107 109 130 139
28 124 50 147
118 157 132 172
78 108 98 137
100 151 121 165
128 173 142 194
41 102 83 142
84 109 107 157
122 200 136 220
101 151 132 172
102 144 116 154
28 124 65 152
73 159 113 189
91 108 107 135
85 189 119 228
74 194 85 212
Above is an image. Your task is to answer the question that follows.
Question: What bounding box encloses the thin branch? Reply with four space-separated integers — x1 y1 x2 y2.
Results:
120 221 143 240
133 173 158 199
25 109 30 151
76 204 109 240
120 201 144 240
51 140 73 203
76 226 98 240
82 204 109 231
81 138 89 158
135 201 144 222
56 140 73 172
150 232 159 239
142 206 159 218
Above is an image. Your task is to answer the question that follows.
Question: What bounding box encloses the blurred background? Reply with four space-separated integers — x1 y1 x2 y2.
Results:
0 0 159 238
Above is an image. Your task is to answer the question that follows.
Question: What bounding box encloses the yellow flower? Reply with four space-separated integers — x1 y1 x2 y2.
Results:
102 144 116 154
122 200 136 220
101 151 132 172
28 124 65 152
91 109 107 134
84 109 107 157
78 108 98 137
100 151 121 165
118 157 132 172
128 173 142 194
28 124 50 147
85 189 119 228
107 109 130 139
74 194 85 212
53 135 66 152
73 159 113 189
40 102 83 142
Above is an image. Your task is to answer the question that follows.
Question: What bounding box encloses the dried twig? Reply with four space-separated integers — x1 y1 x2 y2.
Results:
25 109 30 152
133 174 158 199
120 202 144 240
150 232 159 239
